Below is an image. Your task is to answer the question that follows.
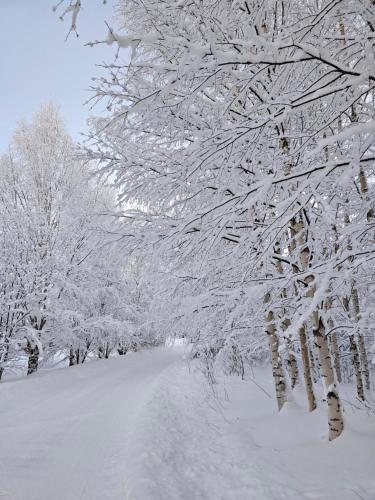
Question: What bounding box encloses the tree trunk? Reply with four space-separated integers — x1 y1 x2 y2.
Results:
27 344 40 375
0 343 10 381
349 335 365 401
357 334 370 391
299 324 317 411
105 343 111 359
325 296 342 384
286 339 298 390
313 317 344 440
69 347 76 366
329 329 342 384
264 293 287 411
281 314 299 390
81 349 89 364
351 166 371 389
289 215 317 402
352 285 370 391
308 342 319 383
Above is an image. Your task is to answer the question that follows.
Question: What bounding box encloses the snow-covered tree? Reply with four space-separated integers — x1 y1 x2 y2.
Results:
78 0 375 440
0 104 159 378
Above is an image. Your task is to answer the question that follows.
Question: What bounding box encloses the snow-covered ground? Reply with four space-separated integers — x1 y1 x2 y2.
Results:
0 346 374 500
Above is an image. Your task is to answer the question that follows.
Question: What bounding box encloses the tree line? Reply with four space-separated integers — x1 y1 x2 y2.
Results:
0 104 160 379
80 0 374 440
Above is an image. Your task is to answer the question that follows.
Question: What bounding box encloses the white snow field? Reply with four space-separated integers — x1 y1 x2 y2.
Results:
0 346 374 500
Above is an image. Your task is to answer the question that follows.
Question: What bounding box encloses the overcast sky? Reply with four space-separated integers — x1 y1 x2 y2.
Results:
0 0 121 152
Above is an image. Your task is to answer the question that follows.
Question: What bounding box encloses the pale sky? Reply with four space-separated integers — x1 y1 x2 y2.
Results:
0 0 122 152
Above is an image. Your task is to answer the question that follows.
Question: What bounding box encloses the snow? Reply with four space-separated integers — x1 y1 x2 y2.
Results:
0 346 374 500
127 361 375 500
0 348 180 500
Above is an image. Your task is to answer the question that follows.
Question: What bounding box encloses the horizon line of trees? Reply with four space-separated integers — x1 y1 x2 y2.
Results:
0 104 161 380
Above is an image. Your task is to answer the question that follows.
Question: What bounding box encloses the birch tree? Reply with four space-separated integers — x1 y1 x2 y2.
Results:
61 0 375 439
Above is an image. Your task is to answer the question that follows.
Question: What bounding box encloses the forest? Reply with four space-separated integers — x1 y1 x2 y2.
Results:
0 1 374 499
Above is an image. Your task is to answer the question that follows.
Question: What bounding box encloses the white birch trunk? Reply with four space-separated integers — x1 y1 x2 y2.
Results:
299 324 317 411
352 285 370 391
264 292 287 411
313 314 344 440
349 335 365 401
289 216 317 408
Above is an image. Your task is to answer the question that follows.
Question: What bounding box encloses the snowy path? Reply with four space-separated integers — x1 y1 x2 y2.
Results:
1 347 374 500
0 348 181 500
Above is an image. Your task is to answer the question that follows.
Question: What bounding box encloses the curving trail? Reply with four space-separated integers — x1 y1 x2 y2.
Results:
0 348 181 500
0 346 374 500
